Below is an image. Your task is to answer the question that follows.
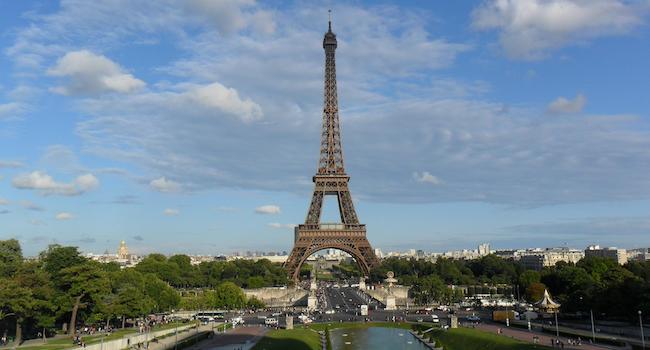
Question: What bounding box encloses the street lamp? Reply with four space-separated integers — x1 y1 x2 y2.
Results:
639 310 645 349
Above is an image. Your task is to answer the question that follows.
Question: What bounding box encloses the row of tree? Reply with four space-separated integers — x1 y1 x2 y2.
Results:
369 254 650 320
0 240 271 344
134 253 289 288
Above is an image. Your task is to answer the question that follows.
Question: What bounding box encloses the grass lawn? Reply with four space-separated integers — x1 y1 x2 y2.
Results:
251 329 321 350
428 328 552 350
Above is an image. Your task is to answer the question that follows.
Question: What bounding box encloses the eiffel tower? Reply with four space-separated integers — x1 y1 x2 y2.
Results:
284 18 379 281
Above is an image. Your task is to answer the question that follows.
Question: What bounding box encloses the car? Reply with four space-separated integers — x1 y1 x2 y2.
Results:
325 309 335 314
416 318 424 323
265 318 278 326
431 315 440 323
335 305 341 309
466 315 481 322
271 312 282 317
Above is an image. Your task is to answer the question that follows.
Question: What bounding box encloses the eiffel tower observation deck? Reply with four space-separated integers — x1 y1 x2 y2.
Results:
284 16 379 281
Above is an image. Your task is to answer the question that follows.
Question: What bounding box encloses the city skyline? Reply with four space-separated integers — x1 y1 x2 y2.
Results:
2 1 650 256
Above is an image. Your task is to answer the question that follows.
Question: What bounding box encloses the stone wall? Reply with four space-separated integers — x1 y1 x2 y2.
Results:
244 286 308 307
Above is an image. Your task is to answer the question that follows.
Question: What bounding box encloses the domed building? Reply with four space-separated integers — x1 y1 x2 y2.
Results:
117 240 130 260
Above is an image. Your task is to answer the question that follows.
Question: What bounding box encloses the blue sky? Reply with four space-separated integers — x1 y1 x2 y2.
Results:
1 0 650 256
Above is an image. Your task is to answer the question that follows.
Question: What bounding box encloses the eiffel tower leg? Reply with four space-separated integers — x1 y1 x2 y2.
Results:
305 191 324 225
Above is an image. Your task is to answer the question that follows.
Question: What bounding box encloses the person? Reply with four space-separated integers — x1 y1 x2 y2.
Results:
1 334 6 346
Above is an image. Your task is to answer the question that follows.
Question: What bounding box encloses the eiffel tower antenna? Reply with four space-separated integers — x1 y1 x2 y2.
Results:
284 18 379 281
328 9 332 31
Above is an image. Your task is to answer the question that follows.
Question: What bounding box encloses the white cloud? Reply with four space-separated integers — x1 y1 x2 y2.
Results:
472 0 649 59
149 177 181 193
413 172 443 185
163 208 179 216
12 171 99 196
255 205 281 215
547 93 587 114
47 50 145 95
185 0 274 35
0 198 8 205
55 212 74 220
0 160 24 168
185 83 263 122
0 102 26 120
267 222 297 229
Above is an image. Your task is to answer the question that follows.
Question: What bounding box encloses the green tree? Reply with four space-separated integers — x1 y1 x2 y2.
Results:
518 270 541 291
15 261 56 341
0 239 23 278
57 261 110 335
0 279 32 344
246 296 265 309
213 282 246 309
40 245 86 279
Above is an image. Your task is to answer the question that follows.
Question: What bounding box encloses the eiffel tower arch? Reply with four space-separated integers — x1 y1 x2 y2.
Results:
284 19 379 281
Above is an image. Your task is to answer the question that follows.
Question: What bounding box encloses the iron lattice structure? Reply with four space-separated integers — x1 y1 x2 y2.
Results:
284 21 379 281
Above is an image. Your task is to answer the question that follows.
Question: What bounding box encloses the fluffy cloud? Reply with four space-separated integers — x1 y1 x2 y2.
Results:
12 171 99 196
413 171 443 185
47 50 145 95
0 198 8 205
0 102 26 121
185 83 263 122
472 0 649 59
255 205 281 215
55 212 74 220
163 208 179 216
268 222 297 229
9 1 650 207
150 177 181 193
185 0 275 35
547 94 586 114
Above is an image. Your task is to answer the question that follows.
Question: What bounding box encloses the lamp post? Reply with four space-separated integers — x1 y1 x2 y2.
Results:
640 310 646 349
581 296 596 343
554 310 560 338
590 309 596 343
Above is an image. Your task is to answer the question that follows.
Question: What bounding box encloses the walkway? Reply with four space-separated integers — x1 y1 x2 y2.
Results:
475 323 624 350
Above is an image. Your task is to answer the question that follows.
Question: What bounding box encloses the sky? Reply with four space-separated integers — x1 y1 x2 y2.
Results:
1 0 650 257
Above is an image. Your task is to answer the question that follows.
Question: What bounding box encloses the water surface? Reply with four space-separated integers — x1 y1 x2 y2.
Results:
331 327 430 350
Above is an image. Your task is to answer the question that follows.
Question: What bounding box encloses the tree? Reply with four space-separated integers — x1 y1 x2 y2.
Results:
40 245 86 279
518 270 541 291
0 279 32 344
57 262 110 335
410 274 447 305
246 296 265 310
14 261 56 342
526 282 547 302
0 239 23 278
213 282 246 309
142 274 180 312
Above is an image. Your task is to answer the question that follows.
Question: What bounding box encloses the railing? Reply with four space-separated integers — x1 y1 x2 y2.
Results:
299 223 365 231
